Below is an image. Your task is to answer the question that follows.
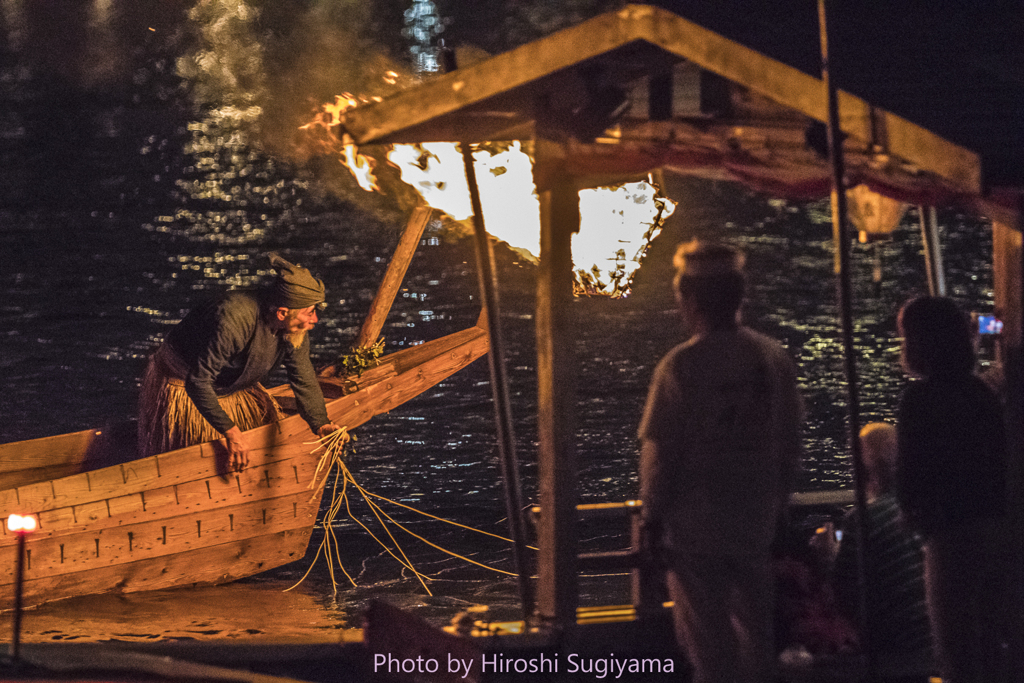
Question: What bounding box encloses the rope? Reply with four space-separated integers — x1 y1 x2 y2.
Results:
345 476 518 577
287 428 525 595
287 428 633 595
285 429 357 593
361 490 539 550
291 428 632 594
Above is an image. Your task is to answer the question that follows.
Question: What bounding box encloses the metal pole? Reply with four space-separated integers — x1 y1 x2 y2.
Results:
460 142 535 621
818 1 876 679
918 205 947 296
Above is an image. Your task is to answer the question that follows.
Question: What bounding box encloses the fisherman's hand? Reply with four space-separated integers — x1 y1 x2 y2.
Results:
224 426 250 473
317 422 348 442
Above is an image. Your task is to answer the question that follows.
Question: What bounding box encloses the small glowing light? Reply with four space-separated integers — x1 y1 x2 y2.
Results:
7 514 37 533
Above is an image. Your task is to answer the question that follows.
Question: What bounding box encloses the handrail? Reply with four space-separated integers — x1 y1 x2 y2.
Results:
532 490 856 520
530 490 859 617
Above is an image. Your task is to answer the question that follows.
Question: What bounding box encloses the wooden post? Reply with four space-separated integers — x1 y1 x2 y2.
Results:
9 531 26 662
354 206 433 350
919 205 947 296
461 143 534 621
993 215 1022 353
534 138 579 629
629 505 664 618
993 208 1024 675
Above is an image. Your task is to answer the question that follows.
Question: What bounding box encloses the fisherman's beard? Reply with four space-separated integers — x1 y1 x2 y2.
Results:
285 330 307 349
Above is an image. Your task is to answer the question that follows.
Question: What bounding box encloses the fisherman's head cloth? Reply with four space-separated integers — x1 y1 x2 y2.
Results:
267 252 326 309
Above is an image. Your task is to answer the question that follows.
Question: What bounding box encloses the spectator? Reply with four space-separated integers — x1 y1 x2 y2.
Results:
895 295 1010 682
639 240 803 683
822 422 933 680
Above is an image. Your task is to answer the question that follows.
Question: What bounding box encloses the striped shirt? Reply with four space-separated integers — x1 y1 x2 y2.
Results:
832 494 932 655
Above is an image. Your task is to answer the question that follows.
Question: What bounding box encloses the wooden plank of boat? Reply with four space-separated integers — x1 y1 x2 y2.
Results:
0 321 489 610
0 428 123 492
0 324 487 513
9 529 316 616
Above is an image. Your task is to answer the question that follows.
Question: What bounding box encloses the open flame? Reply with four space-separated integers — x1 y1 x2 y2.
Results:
302 94 382 192
387 141 542 259
574 180 676 297
343 134 381 193
306 99 676 297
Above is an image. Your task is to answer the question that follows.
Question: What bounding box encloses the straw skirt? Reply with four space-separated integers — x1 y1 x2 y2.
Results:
137 345 283 457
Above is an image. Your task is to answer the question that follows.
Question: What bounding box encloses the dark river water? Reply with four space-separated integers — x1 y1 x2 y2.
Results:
0 1 996 643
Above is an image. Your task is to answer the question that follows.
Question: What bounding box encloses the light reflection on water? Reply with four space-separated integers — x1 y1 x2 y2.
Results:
0 190 995 640
0 581 350 643
0 1 997 640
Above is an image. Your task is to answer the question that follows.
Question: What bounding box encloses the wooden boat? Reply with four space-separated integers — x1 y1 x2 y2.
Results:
0 207 490 611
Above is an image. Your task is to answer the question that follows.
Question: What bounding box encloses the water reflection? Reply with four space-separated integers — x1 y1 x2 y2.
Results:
0 581 352 643
0 0 999 637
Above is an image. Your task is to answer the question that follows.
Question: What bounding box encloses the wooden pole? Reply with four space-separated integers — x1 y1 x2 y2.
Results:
460 143 534 621
9 532 26 662
919 205 947 296
993 208 1024 675
533 139 579 630
354 205 434 350
1016 206 1024 677
993 213 1023 353
818 1 876 679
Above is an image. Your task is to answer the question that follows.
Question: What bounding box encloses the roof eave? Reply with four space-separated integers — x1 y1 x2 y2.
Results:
342 3 982 195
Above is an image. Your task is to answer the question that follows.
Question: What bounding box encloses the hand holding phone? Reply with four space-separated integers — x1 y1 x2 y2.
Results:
978 314 1003 335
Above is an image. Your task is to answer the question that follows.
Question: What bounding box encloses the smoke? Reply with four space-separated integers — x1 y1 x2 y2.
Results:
256 3 411 156
166 0 419 220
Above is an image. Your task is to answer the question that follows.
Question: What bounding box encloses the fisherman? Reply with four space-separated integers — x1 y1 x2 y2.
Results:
638 240 803 683
138 253 342 470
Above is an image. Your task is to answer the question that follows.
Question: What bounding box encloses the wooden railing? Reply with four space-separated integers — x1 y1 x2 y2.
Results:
531 490 856 619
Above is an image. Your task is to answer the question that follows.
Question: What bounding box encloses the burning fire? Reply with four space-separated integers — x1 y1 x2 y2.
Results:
387 142 542 259
301 94 383 192
306 99 675 297
574 180 676 297
343 134 381 193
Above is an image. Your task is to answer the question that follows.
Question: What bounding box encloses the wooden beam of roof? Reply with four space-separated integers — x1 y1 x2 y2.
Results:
342 4 981 195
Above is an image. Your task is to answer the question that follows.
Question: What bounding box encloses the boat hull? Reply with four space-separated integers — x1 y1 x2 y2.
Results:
0 324 489 610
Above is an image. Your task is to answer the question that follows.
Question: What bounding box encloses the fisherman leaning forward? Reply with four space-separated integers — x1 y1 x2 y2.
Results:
138 253 341 470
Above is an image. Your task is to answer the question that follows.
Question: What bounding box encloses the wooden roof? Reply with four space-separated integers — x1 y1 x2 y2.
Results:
341 4 1020 212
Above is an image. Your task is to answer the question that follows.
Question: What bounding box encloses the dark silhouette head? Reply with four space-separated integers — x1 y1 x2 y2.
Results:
897 295 975 378
672 240 745 330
